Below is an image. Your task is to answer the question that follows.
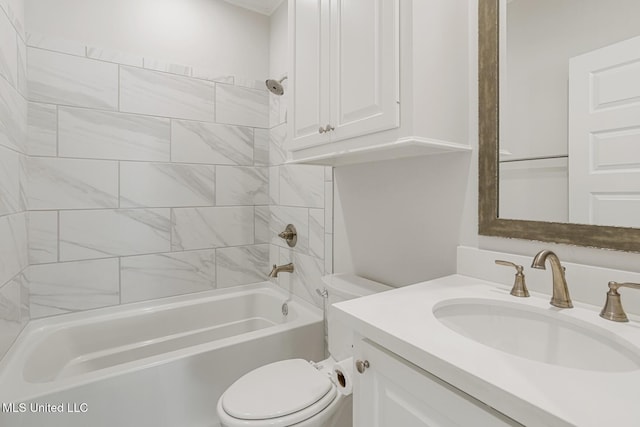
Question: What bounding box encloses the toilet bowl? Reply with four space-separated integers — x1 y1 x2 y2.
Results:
217 274 391 427
217 358 351 427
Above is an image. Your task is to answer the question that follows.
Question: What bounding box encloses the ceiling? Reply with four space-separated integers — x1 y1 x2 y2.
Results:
222 0 285 16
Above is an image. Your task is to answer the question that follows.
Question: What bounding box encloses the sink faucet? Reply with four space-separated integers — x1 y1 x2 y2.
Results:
531 250 573 308
268 263 294 278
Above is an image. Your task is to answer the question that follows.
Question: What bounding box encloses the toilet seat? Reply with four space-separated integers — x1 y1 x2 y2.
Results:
218 359 340 427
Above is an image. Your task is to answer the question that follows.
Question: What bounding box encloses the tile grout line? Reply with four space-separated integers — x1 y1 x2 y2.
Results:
330 176 334 273
13 28 19 92
23 100 270 131
117 64 121 112
251 127 256 166
307 209 311 258
28 41 261 86
251 204 256 245
213 166 217 207
212 247 217 289
0 4 24 47
0 267 28 295
27 203 278 213
56 210 60 263
169 119 173 162
212 165 217 207
29 242 275 266
213 82 217 124
28 152 260 168
55 105 59 157
213 247 218 289
254 206 258 243
169 208 174 251
117 161 121 208
118 256 122 305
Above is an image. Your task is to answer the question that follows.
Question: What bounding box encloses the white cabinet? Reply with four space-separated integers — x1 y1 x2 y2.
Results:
288 0 331 149
289 0 399 151
286 0 471 166
354 339 521 427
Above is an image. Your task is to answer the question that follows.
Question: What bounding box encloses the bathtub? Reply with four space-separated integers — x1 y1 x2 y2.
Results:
0 283 324 427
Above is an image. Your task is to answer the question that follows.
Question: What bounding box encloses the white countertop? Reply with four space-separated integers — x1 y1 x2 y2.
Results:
332 274 640 427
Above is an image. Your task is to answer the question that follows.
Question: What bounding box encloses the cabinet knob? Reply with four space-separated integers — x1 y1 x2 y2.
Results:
355 359 370 374
318 126 326 134
324 124 335 132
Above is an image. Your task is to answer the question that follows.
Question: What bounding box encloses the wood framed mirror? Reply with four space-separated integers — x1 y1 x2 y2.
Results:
478 0 640 252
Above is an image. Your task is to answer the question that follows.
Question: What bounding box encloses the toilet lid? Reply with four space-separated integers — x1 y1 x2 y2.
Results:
222 359 333 420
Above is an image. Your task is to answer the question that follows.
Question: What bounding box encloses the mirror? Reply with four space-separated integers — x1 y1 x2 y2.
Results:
499 0 640 226
479 0 640 251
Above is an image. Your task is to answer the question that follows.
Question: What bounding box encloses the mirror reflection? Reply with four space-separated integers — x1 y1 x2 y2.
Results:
498 0 640 227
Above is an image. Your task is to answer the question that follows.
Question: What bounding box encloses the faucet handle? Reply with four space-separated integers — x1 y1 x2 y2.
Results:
495 260 530 297
278 224 297 247
495 260 520 269
600 281 640 322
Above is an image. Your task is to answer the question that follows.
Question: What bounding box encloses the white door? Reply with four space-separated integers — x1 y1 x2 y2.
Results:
353 339 520 427
289 0 331 148
568 35 640 227
329 0 399 143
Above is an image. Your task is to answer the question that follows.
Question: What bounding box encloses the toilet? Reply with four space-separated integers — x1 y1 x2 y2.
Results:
216 274 391 427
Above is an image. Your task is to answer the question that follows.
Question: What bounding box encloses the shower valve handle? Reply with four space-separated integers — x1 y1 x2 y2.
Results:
278 224 297 247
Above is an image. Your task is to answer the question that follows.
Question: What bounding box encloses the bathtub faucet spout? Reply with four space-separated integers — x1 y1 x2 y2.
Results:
269 263 294 278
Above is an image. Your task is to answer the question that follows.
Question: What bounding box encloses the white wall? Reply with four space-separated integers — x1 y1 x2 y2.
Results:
269 0 288 79
334 153 471 287
412 0 469 145
25 0 270 81
462 0 640 274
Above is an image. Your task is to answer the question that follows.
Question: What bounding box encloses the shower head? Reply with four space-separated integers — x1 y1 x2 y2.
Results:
265 76 288 96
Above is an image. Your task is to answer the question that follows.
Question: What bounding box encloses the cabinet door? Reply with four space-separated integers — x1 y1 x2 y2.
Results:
329 0 399 143
289 0 331 149
354 339 521 427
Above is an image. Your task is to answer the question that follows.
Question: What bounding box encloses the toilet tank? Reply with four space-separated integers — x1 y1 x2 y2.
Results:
322 274 392 361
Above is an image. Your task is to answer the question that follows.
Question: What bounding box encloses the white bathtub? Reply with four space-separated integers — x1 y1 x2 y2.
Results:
0 283 324 427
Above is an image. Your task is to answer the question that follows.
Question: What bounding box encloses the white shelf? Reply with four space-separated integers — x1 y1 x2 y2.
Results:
285 137 472 166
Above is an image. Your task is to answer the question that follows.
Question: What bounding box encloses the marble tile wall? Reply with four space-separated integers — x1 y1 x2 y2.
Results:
0 28 334 342
1 11 335 358
0 0 28 360
24 34 272 319
266 79 334 309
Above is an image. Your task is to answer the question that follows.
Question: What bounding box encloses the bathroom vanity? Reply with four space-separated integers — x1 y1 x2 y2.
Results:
333 274 640 427
353 339 518 426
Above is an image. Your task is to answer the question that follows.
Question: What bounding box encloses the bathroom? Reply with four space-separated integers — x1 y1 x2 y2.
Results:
1 0 640 425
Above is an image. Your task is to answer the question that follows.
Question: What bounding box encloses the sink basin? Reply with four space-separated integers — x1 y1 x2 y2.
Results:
433 298 640 372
